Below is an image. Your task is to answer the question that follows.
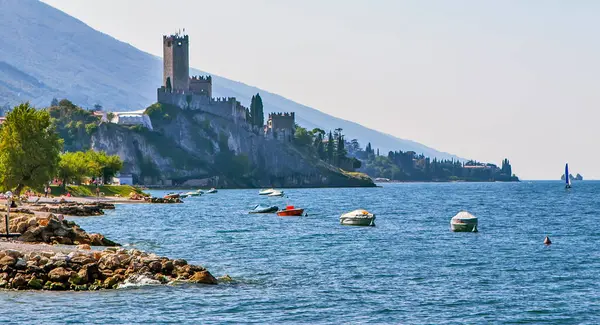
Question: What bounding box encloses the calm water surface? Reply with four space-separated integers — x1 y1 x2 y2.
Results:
1 181 599 324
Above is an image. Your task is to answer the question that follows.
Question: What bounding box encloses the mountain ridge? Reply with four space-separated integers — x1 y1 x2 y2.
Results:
0 0 463 161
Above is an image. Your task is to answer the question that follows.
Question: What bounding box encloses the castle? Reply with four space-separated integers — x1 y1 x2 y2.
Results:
157 32 295 139
265 112 295 142
157 33 247 122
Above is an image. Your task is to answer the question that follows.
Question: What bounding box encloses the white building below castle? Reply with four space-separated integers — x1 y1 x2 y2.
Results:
96 110 153 130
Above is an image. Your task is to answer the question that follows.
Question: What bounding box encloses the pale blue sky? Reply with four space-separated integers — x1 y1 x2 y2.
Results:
41 0 600 180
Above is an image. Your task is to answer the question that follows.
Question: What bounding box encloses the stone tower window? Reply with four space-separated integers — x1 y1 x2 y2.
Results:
178 42 182 46
167 41 171 47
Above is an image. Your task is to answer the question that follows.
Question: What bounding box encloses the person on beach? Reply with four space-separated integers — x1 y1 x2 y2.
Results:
44 186 48 198
96 185 100 197
47 186 51 198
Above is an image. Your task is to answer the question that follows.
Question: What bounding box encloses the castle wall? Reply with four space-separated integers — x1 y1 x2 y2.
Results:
189 76 212 97
163 35 190 91
157 88 247 122
269 113 295 130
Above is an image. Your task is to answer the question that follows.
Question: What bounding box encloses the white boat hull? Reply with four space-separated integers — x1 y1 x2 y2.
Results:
340 216 376 226
450 222 478 232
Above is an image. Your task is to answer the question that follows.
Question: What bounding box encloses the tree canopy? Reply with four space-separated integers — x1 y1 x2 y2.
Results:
0 103 63 194
57 150 123 186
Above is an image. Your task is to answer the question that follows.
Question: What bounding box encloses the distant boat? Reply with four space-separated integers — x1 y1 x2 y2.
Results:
340 209 376 226
207 188 218 194
267 190 284 197
565 163 572 189
164 193 180 199
259 189 276 195
249 205 279 214
277 205 305 217
450 211 478 232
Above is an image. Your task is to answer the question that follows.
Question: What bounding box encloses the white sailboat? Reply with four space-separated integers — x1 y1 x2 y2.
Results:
565 163 572 189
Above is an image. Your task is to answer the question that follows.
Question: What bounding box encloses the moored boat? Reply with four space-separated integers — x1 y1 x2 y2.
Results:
185 191 200 197
259 188 276 195
340 210 376 226
277 205 305 217
207 188 218 194
450 211 478 232
267 190 284 197
164 193 180 199
249 205 279 214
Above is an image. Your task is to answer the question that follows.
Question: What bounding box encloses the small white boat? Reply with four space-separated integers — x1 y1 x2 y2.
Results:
340 210 376 226
267 190 284 197
450 211 478 232
195 189 204 195
259 188 276 195
207 188 218 194
179 193 189 198
185 191 200 197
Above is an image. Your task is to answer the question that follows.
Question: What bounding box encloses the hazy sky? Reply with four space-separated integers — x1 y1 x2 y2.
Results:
41 0 600 180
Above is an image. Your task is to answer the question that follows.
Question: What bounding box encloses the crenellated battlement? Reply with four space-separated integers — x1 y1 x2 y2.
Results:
163 34 189 43
268 112 295 119
191 75 211 81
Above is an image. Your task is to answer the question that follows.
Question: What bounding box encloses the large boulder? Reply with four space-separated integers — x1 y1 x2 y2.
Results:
188 270 218 285
48 267 73 283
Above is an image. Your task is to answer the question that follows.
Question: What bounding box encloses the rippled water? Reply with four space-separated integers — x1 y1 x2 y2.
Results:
1 181 599 324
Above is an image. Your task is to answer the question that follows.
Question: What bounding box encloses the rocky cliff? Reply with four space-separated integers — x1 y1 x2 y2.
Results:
88 103 374 188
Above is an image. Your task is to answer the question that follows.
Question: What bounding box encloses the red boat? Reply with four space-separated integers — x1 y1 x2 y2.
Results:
277 205 305 217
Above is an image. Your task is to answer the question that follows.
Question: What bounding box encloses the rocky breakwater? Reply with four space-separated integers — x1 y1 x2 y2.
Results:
143 197 183 204
36 201 116 216
0 247 217 290
2 214 119 246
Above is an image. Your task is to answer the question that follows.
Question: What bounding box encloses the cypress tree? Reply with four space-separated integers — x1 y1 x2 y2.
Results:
249 95 256 126
327 131 334 163
255 93 264 127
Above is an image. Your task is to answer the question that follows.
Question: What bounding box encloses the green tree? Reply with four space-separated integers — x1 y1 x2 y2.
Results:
294 125 313 147
254 93 264 127
57 151 89 186
326 131 334 163
50 98 59 106
85 150 123 183
249 93 265 127
0 103 63 194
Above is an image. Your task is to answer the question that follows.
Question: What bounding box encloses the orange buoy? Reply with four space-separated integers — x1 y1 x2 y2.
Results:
544 236 552 245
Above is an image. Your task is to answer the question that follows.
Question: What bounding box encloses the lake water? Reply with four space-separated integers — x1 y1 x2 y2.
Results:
1 181 599 324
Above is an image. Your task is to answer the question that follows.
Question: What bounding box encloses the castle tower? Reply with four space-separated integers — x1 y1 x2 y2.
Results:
163 34 190 92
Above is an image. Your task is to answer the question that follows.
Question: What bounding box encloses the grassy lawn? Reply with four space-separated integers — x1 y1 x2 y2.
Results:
48 185 146 197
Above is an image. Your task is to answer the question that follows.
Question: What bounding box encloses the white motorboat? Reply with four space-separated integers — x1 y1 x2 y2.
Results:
185 191 200 197
340 210 376 226
207 188 218 194
259 188 276 195
267 190 284 197
450 211 478 232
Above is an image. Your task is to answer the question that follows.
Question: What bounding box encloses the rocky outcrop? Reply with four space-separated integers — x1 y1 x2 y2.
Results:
36 202 115 217
143 197 183 204
89 105 375 188
0 214 119 246
0 247 217 290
